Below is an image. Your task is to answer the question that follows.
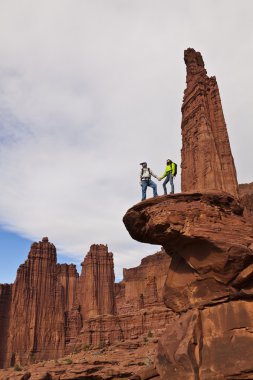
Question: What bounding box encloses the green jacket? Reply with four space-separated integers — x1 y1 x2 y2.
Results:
160 162 176 179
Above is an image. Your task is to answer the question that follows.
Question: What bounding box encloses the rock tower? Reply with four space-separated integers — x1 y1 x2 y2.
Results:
181 48 238 196
123 49 253 379
79 244 116 318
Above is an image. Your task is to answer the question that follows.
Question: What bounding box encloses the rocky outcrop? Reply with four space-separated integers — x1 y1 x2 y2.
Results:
0 241 173 369
81 306 174 349
0 335 162 380
57 263 79 312
0 284 12 368
123 196 253 379
181 48 238 196
5 237 66 367
239 182 253 223
115 250 171 314
123 48 253 379
156 300 253 380
79 244 116 319
123 193 253 311
78 249 173 350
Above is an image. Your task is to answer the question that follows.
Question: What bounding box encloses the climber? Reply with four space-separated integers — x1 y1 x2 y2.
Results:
159 159 177 195
139 162 159 201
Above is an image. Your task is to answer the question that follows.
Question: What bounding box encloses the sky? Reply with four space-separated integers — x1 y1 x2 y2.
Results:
0 0 253 284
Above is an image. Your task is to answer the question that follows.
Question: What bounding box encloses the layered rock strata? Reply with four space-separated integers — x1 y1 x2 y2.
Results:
0 284 12 368
79 244 116 319
4 237 66 367
239 182 253 223
123 193 253 310
81 307 174 349
57 263 79 312
181 48 238 196
123 49 253 379
115 250 170 314
0 240 172 368
124 192 253 378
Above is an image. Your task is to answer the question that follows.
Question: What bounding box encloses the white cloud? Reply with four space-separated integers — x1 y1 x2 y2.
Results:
0 0 253 279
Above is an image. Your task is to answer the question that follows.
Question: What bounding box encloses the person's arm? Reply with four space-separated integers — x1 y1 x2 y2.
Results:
159 165 169 180
150 169 159 180
159 170 167 180
140 169 143 185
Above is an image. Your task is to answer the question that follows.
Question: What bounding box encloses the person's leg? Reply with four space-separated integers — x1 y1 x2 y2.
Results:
148 179 158 197
141 181 148 200
169 173 174 194
163 175 170 195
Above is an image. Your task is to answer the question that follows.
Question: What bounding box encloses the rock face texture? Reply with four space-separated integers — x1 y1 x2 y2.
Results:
0 241 172 369
124 194 253 378
4 237 67 367
57 263 79 312
123 193 253 311
181 48 238 196
0 284 12 368
115 250 170 314
79 249 173 350
239 182 253 223
1 48 253 379
79 244 116 319
123 48 253 379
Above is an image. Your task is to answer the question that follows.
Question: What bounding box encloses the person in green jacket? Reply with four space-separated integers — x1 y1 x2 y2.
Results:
159 159 176 194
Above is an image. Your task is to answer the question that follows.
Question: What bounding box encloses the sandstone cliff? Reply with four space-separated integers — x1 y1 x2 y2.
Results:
0 284 12 368
239 182 253 223
0 241 172 369
4 237 66 367
123 48 253 379
79 244 116 319
115 250 170 314
1 48 252 380
79 249 173 350
181 48 238 196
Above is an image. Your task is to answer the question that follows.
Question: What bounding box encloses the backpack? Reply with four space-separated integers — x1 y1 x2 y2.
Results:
141 167 151 178
172 162 177 177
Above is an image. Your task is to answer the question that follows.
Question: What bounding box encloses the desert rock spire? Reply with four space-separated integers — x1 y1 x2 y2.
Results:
181 48 238 196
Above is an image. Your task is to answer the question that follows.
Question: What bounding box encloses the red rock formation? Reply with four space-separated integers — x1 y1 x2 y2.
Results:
123 49 253 379
57 263 79 312
115 250 171 314
0 284 12 368
123 193 253 311
156 300 253 379
65 304 82 352
123 193 253 378
1 239 175 369
80 250 173 350
181 48 238 196
79 244 116 319
81 307 174 349
239 182 253 223
4 237 66 367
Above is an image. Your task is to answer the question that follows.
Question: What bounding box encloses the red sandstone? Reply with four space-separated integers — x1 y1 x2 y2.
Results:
181 48 238 196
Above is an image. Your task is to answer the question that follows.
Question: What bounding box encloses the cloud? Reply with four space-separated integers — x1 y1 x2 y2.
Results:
0 0 253 279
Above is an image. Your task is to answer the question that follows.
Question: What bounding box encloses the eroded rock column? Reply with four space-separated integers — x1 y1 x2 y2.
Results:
79 244 116 319
181 48 238 196
5 237 66 366
0 284 12 368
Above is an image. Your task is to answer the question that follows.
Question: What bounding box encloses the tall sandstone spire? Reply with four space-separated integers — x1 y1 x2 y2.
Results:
4 238 67 367
0 284 12 368
181 48 238 196
79 244 116 319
